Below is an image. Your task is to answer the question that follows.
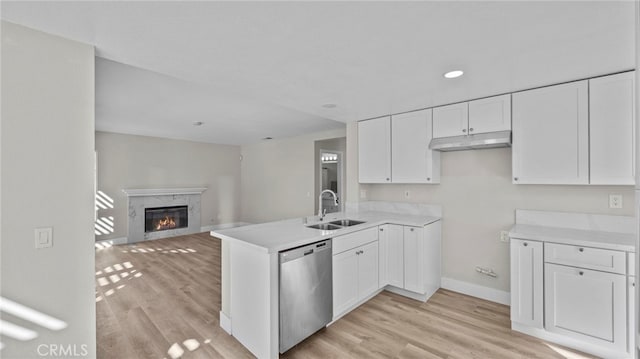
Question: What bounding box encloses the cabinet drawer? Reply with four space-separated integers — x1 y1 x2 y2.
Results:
333 227 378 255
544 243 625 274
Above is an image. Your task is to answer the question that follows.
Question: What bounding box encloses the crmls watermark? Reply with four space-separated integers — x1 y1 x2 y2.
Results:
37 344 89 357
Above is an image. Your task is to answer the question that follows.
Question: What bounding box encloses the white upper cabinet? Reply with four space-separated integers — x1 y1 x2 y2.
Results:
432 102 468 138
512 80 589 184
358 116 391 183
468 94 511 135
433 95 511 139
391 109 440 183
589 71 636 185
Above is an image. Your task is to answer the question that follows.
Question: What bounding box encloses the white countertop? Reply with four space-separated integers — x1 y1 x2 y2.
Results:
210 211 441 253
509 224 636 252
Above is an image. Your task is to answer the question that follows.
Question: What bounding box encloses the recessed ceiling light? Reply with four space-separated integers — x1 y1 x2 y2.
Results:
443 70 464 79
192 121 204 126
322 104 337 108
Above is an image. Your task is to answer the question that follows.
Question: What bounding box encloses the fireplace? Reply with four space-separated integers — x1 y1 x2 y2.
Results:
145 205 188 233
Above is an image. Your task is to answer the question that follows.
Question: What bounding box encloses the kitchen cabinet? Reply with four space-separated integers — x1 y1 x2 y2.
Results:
510 239 543 328
433 102 468 138
358 116 391 183
332 234 379 318
545 263 626 352
589 71 636 185
378 224 404 288
468 94 511 135
432 94 511 138
391 109 440 183
359 112 439 184
403 226 424 293
378 222 441 297
628 275 635 354
512 80 589 184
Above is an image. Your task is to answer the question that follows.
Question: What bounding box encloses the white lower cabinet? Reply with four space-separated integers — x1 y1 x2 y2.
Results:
332 239 378 318
334 221 441 320
545 263 626 352
378 223 441 296
511 237 633 357
628 275 635 354
510 239 543 328
403 226 424 293
378 224 404 288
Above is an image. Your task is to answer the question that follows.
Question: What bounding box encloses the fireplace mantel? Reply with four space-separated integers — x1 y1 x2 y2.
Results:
122 187 207 197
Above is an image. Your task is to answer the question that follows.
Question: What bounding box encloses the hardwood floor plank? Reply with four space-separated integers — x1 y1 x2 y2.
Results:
96 232 595 359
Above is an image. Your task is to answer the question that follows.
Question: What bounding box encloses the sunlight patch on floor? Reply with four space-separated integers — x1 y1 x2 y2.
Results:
545 343 594 359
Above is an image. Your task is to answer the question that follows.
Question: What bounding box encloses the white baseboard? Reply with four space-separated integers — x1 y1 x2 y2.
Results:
512 323 629 359
441 277 510 305
201 222 252 232
95 237 127 246
219 311 232 334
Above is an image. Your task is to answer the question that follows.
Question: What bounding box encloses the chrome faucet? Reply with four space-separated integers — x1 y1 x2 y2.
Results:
318 189 338 221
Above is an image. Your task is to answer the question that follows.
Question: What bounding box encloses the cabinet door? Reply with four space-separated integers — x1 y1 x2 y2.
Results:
433 102 469 138
333 249 359 317
589 71 636 185
468 94 511 135
628 276 635 354
386 225 404 288
358 117 391 183
378 225 389 288
512 81 589 184
545 263 626 351
357 241 379 301
404 226 425 294
392 109 440 183
510 239 543 328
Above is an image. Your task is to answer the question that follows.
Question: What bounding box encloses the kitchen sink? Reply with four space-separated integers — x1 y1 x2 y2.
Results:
329 219 366 227
306 223 342 231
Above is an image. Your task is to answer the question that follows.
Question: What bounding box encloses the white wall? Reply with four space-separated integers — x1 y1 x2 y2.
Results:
240 128 346 224
356 146 634 293
95 131 242 240
1 21 96 357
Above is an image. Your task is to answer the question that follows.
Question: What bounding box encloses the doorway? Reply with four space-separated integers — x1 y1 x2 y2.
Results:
315 137 346 215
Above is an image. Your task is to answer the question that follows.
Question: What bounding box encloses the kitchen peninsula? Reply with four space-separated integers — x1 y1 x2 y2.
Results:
210 201 442 358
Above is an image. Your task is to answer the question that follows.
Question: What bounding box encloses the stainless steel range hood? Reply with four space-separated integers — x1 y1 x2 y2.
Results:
429 130 511 152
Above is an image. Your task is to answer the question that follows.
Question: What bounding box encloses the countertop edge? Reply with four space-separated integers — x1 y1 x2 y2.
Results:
508 224 636 253
211 216 441 254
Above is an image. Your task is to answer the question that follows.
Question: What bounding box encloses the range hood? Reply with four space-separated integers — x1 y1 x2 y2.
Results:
429 130 511 152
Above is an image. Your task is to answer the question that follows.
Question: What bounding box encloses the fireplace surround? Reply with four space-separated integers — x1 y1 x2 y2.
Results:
123 188 206 243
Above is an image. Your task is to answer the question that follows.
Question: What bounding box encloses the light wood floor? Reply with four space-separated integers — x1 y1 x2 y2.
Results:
96 232 594 359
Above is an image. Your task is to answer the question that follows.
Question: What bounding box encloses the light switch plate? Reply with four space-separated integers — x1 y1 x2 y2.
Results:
35 227 53 249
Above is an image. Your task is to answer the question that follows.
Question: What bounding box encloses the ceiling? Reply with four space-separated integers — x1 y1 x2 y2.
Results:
1 1 635 145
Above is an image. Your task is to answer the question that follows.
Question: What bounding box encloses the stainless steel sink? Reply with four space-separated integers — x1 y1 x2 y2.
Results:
306 223 342 231
329 219 366 227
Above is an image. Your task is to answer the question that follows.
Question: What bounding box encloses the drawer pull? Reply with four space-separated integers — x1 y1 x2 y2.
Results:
579 271 584 276
523 242 528 247
579 248 584 252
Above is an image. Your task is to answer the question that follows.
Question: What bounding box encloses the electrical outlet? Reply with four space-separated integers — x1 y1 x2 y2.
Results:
500 230 510 242
360 189 367 199
609 194 623 209
404 190 410 198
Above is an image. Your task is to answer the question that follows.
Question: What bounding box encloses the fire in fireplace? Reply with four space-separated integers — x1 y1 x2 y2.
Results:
145 205 188 233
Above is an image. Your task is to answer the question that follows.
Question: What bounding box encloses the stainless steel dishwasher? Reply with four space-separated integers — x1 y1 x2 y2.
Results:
279 239 332 353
